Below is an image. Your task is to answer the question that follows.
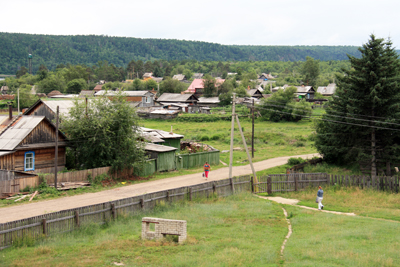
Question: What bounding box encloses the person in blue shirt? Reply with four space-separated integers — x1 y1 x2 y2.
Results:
317 186 324 210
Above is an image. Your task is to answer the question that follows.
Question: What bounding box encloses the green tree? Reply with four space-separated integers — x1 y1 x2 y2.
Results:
14 84 38 109
61 94 145 171
202 75 216 97
300 56 320 87
315 35 400 176
16 66 28 78
37 64 48 81
260 86 298 121
153 66 163 77
67 78 88 94
159 77 186 94
38 72 66 94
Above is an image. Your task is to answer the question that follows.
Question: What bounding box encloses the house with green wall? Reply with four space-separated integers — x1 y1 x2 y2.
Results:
139 127 184 151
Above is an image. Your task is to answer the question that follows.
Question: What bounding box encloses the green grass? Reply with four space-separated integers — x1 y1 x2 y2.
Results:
0 193 288 266
274 186 400 221
2 192 400 266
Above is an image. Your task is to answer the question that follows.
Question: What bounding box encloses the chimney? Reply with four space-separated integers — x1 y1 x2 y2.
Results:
8 103 12 120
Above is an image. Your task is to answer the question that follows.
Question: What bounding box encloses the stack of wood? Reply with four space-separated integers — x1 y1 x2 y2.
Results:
49 182 91 190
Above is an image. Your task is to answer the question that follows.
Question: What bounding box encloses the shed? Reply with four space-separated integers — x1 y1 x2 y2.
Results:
144 143 177 172
172 74 186 81
139 127 184 151
197 97 220 107
79 90 95 98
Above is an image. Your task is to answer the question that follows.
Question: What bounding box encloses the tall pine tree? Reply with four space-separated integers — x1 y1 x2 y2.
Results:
315 35 400 176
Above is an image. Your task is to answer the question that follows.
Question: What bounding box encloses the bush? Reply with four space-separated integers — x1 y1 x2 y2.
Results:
295 135 307 142
200 135 210 141
293 141 305 147
288 157 306 165
211 134 221 140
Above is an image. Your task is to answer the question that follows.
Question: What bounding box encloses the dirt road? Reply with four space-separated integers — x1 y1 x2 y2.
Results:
0 153 318 223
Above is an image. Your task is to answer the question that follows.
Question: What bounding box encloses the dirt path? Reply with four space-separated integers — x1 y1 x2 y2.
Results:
259 196 356 216
0 153 318 223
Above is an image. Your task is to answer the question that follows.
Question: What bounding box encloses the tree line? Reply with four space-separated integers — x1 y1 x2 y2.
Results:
0 32 366 75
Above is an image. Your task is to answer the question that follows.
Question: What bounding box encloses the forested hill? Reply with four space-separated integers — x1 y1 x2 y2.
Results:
0 32 365 74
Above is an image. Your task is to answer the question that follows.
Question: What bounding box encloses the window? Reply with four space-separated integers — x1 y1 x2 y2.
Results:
24 151 35 171
145 96 151 103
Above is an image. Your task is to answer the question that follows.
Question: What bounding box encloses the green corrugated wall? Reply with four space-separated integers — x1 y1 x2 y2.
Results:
134 159 156 177
177 151 220 169
163 139 181 151
157 151 176 171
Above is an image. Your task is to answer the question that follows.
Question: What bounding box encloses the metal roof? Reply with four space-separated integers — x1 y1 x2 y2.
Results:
317 83 336 95
144 143 177 152
95 90 153 97
197 97 220 103
157 93 197 102
0 116 45 150
139 127 184 139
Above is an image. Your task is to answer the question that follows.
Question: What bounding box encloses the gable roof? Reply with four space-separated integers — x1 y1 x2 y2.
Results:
295 86 315 93
172 74 186 81
247 89 263 97
193 73 204 79
317 83 336 95
157 93 198 102
185 78 225 93
93 85 103 92
94 90 154 97
0 115 66 151
143 72 153 78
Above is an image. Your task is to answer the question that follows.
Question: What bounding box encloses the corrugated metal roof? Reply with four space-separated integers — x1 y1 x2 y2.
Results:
0 116 45 150
157 93 196 102
139 127 184 139
95 90 153 97
172 74 186 81
145 143 177 152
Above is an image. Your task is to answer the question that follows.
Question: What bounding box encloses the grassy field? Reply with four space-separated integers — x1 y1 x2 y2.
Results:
143 118 317 166
274 185 400 221
1 191 400 266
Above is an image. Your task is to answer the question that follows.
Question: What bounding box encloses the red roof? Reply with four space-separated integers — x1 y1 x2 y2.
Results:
185 78 225 93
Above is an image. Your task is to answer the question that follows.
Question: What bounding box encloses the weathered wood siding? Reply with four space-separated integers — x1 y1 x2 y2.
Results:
0 154 15 170
25 102 55 122
19 119 65 145
14 148 65 172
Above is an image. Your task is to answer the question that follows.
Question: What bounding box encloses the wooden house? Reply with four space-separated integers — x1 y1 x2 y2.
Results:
247 89 263 99
93 84 103 92
94 90 155 107
197 97 220 107
0 114 67 173
172 74 186 82
295 85 315 100
24 99 78 122
157 93 199 108
184 79 225 97
79 90 95 98
317 83 336 96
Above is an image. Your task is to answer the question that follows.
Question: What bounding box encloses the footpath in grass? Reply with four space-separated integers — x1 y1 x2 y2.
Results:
0 193 287 267
273 186 400 222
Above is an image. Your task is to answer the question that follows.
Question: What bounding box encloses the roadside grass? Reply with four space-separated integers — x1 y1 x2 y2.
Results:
142 118 317 166
283 204 400 266
0 193 287 266
274 186 400 221
2 192 400 266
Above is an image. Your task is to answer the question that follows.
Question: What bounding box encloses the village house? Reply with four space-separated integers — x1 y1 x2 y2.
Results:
192 73 204 79
157 93 199 111
184 78 225 97
95 90 155 107
24 99 78 122
143 73 153 81
139 127 184 151
317 83 336 96
197 97 220 108
172 74 186 82
295 85 315 100
79 90 95 98
0 112 67 173
246 88 264 99
93 84 103 93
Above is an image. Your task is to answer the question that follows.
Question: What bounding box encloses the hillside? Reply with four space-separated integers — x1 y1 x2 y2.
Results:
0 32 364 74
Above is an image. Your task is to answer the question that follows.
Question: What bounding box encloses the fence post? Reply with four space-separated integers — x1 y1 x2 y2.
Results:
111 204 116 220
251 176 254 193
267 176 272 195
167 191 170 202
294 175 298 192
75 210 80 227
42 219 47 236
213 182 216 194
140 198 144 209
189 187 192 201
230 178 235 194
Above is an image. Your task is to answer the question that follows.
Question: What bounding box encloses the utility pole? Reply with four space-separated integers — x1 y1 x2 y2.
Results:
54 106 59 189
229 93 236 179
17 88 20 115
252 98 254 158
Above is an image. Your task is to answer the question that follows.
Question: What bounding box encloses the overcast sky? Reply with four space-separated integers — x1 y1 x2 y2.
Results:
2 0 399 48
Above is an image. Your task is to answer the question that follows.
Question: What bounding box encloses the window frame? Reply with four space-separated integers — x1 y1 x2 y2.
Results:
24 151 35 171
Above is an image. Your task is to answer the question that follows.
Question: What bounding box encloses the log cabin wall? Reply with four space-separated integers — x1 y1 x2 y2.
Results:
14 147 65 172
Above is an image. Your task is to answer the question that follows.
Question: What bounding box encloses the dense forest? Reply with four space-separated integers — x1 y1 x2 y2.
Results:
0 32 366 74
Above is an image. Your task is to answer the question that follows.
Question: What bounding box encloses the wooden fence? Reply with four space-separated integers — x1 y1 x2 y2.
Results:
0 175 251 250
42 167 112 184
255 173 329 193
0 171 39 195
